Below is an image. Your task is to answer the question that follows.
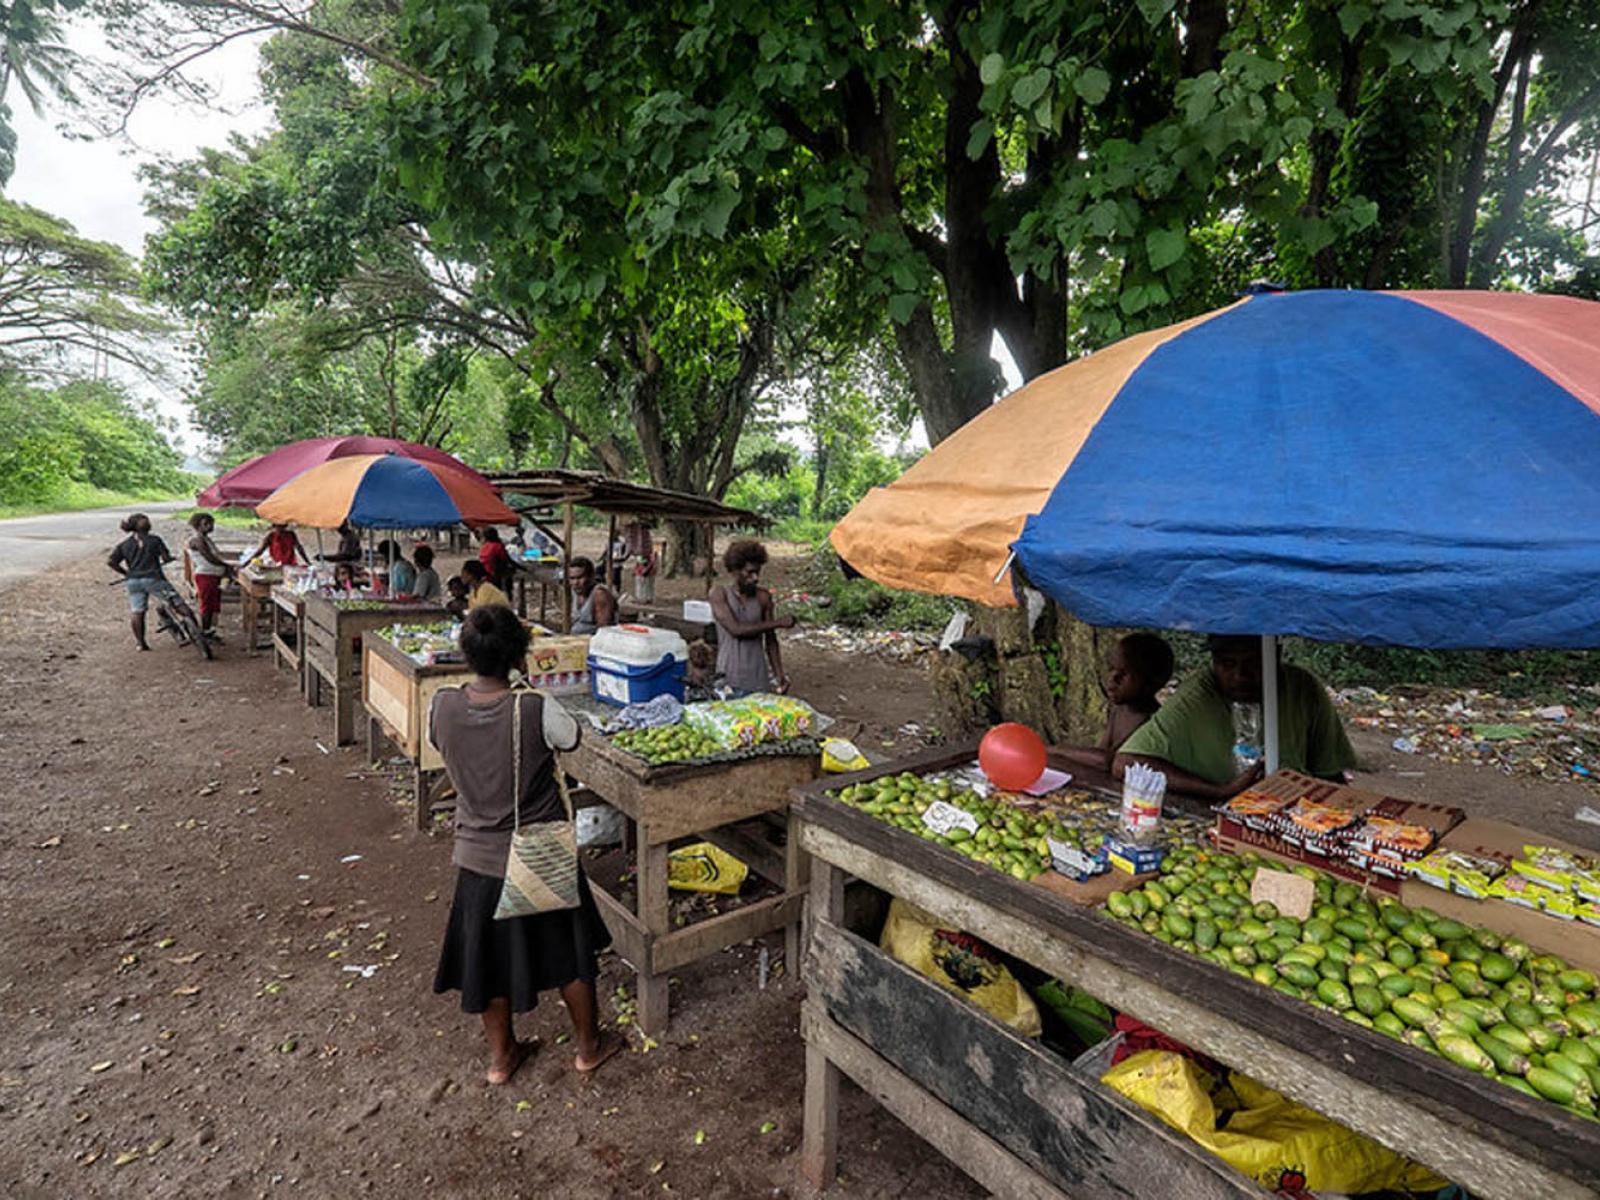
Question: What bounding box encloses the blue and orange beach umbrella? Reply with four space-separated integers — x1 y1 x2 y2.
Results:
256 453 518 530
833 289 1600 651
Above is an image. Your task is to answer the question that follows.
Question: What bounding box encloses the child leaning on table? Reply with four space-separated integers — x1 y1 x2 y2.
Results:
1054 633 1175 774
443 575 470 620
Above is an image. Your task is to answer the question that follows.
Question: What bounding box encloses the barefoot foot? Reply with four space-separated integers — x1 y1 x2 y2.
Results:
574 1031 625 1076
486 1037 539 1085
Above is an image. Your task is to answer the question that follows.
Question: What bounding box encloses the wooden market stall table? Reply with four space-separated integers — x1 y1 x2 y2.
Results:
561 712 819 1037
301 594 446 745
237 564 281 654
511 560 563 625
791 745 1600 1200
362 633 468 829
361 624 590 830
270 585 307 693
483 467 770 632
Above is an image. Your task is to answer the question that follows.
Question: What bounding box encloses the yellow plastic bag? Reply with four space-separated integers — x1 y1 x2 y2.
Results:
879 898 1042 1037
1100 1050 1446 1195
667 842 748 894
821 737 870 773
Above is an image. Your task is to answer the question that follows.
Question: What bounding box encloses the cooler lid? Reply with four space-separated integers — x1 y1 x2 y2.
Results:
588 623 689 666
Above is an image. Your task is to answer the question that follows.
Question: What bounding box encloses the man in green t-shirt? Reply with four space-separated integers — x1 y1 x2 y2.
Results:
1114 635 1356 801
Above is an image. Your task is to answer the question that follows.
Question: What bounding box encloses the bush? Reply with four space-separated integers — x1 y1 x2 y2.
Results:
0 377 188 508
1166 631 1600 700
792 544 956 633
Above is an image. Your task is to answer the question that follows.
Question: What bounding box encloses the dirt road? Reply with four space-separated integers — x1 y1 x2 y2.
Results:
0 502 188 595
0 535 969 1200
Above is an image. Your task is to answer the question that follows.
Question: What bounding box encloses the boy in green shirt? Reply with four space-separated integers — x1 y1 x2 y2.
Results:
1114 635 1355 800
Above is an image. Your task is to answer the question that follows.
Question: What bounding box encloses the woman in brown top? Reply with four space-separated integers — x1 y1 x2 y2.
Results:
430 605 622 1083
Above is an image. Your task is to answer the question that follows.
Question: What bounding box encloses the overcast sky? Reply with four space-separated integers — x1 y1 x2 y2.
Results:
8 24 272 460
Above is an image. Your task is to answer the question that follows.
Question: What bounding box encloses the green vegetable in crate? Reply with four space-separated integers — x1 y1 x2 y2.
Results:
1098 844 1600 1118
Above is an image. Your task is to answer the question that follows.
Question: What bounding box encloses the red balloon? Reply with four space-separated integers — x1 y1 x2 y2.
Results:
978 723 1047 791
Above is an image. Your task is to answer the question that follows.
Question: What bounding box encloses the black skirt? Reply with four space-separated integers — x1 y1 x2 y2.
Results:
433 865 612 1014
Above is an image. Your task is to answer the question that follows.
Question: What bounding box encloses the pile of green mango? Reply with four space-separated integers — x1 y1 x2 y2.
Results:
1105 845 1600 1120
613 723 723 764
828 773 1067 880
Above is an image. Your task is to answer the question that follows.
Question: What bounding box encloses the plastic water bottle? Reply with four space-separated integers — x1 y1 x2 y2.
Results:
1231 702 1263 776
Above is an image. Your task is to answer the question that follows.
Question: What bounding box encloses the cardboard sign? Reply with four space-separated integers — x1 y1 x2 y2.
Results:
1250 868 1315 920
921 800 979 837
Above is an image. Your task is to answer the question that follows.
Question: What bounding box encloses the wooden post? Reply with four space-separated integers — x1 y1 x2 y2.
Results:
413 769 431 832
635 840 671 1036
561 501 575 634
785 806 811 977
604 513 617 595
801 856 845 1191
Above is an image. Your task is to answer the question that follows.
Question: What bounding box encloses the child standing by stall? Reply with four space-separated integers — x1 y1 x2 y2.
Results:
1054 633 1174 773
187 512 233 639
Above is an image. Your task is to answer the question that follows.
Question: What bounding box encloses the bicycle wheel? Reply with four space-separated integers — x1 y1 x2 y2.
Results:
177 605 214 660
156 600 187 647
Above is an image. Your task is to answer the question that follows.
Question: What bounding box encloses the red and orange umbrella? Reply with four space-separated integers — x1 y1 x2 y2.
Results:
198 435 493 508
256 454 517 529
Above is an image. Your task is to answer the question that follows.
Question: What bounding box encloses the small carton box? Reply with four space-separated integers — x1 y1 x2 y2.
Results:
1047 838 1108 883
1102 836 1168 876
527 634 590 677
525 634 592 696
1213 817 1403 897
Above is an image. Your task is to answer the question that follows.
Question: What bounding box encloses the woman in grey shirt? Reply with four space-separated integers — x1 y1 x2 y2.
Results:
429 605 621 1083
410 545 442 602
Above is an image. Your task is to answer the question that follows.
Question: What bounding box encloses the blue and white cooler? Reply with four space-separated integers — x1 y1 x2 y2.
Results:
588 624 689 706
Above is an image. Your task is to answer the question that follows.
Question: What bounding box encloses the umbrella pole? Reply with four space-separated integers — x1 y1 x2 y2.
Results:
1262 634 1280 774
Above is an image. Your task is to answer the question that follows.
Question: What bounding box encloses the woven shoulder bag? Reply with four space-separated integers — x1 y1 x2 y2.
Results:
494 693 580 918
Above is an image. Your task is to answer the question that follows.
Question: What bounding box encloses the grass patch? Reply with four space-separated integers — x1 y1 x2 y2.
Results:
768 515 834 544
790 544 956 633
0 482 196 520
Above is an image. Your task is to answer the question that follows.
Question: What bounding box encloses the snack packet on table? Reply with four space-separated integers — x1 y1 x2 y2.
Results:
1487 871 1555 911
1404 847 1506 896
1513 844 1600 894
683 694 820 750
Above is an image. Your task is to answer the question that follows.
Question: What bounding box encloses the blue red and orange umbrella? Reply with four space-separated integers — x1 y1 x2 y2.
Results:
256 453 518 529
832 289 1600 649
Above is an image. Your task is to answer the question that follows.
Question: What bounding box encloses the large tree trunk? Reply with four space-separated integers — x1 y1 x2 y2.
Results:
662 519 716 582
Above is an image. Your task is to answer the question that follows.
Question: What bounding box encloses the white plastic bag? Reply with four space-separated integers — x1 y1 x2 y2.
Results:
576 803 626 848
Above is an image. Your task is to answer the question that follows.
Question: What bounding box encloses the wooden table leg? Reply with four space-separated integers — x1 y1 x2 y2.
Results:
414 767 430 832
635 839 671 1037
785 806 810 976
366 714 380 763
241 590 255 654
336 689 356 745
801 857 845 1190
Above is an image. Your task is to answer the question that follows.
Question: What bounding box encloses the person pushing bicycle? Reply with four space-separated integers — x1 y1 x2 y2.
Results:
108 513 178 651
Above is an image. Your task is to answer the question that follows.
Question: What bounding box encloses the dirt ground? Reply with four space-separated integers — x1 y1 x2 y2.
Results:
4 520 1596 1199
0 521 970 1200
